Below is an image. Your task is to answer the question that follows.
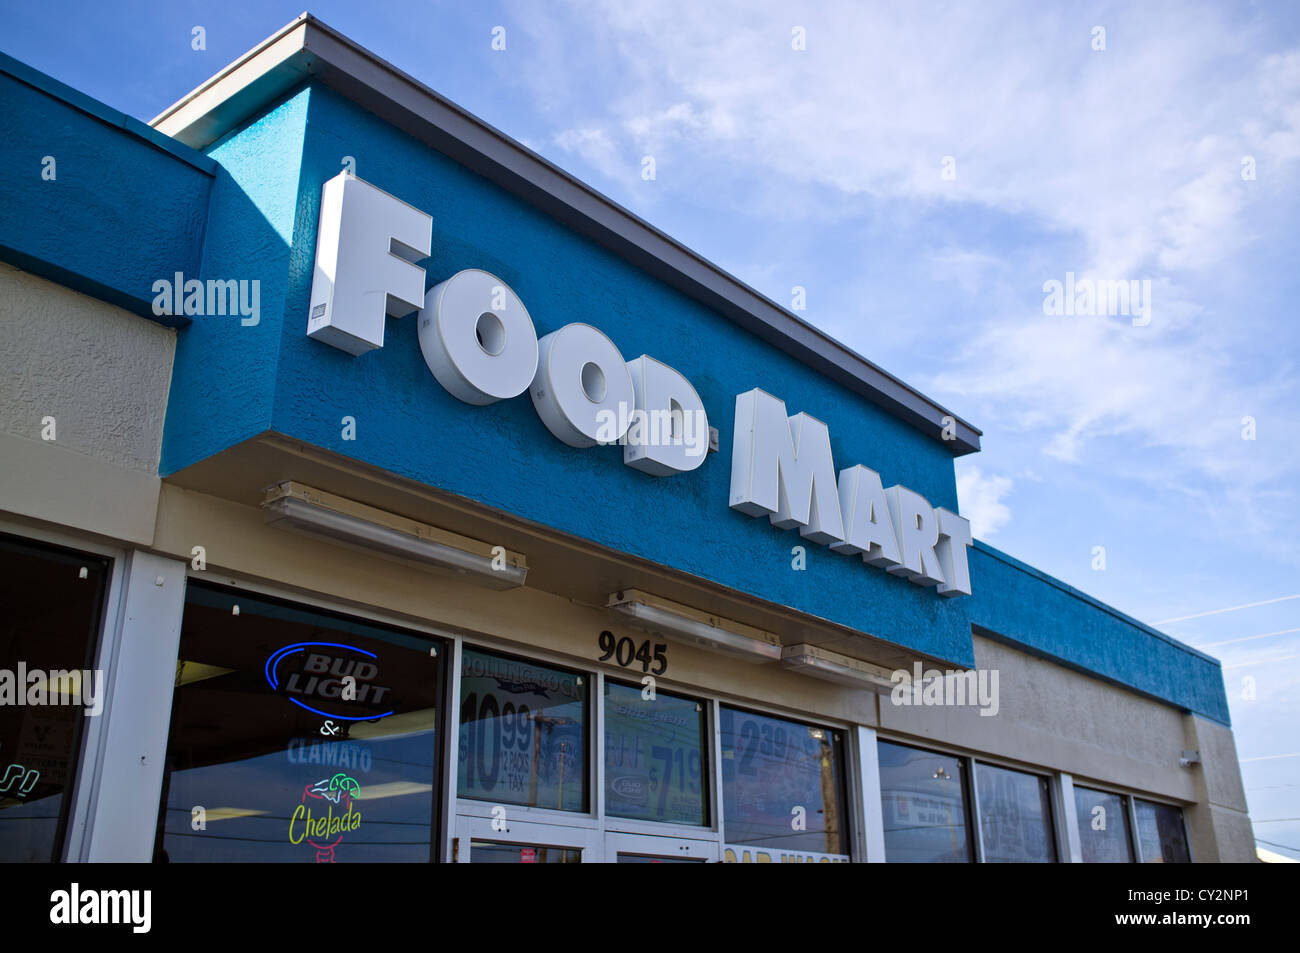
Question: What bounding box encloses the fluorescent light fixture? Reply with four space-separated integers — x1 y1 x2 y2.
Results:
262 482 527 590
781 644 898 692
607 590 781 663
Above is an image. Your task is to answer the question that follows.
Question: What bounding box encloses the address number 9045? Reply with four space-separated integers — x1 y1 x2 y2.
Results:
598 630 667 675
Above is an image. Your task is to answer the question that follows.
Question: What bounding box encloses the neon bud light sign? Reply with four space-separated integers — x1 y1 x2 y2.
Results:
264 642 394 721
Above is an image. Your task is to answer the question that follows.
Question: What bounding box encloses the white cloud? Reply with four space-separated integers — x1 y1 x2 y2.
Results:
956 464 1014 538
534 1 1300 273
518 1 1300 516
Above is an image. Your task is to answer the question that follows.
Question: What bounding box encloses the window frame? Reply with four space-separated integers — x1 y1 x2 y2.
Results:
970 758 1060 864
601 674 712 831
716 701 854 859
456 641 593 817
1131 795 1194 864
1070 781 1137 863
158 574 453 862
0 521 125 864
875 736 978 863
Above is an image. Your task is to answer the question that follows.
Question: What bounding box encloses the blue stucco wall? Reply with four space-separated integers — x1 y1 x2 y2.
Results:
245 84 974 667
0 52 214 322
968 542 1230 724
157 88 310 474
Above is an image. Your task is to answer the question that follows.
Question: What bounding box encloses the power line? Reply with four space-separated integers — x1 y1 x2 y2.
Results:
1194 627 1300 650
1240 752 1300 763
1156 593 1300 625
1224 654 1300 670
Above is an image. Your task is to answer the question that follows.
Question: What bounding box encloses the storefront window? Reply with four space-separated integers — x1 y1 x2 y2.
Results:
976 762 1057 862
604 680 707 826
1074 786 1134 862
0 534 110 862
155 582 445 862
878 740 972 862
1134 798 1190 863
458 648 587 812
720 706 848 856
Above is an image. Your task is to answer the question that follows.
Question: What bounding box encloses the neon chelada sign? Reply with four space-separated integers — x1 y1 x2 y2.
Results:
289 773 363 863
264 641 394 721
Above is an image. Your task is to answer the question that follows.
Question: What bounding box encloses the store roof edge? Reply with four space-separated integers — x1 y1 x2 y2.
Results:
151 12 983 455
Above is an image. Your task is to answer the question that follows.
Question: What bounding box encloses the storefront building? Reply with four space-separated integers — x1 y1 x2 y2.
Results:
0 15 1254 863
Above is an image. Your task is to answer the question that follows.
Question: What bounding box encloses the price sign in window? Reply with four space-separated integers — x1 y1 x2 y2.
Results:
877 740 973 863
720 706 849 856
457 648 587 812
975 762 1057 863
603 680 707 826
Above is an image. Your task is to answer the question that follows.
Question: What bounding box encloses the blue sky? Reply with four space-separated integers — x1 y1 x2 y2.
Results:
4 0 1298 858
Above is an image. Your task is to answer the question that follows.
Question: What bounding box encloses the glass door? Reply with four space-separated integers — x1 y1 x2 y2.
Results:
454 814 599 863
604 831 718 863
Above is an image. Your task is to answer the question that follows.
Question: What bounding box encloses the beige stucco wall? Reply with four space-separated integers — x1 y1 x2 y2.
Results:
0 261 172 543
1183 716 1255 861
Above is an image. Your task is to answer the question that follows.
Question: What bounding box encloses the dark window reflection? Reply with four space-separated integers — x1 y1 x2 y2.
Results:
604 680 707 826
1135 799 1191 863
1075 786 1134 862
156 582 444 862
976 762 1057 863
720 707 848 856
457 648 586 812
0 534 109 862
878 740 972 862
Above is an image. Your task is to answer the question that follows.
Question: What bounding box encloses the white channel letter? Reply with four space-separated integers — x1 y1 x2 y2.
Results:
418 270 539 405
530 323 636 448
830 465 903 569
307 172 432 355
624 355 709 475
729 389 845 545
883 486 945 586
934 507 974 597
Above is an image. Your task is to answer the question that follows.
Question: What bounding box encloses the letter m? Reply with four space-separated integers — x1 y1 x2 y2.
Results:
206 278 238 316
101 890 130 924
729 389 844 544
1097 279 1130 316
